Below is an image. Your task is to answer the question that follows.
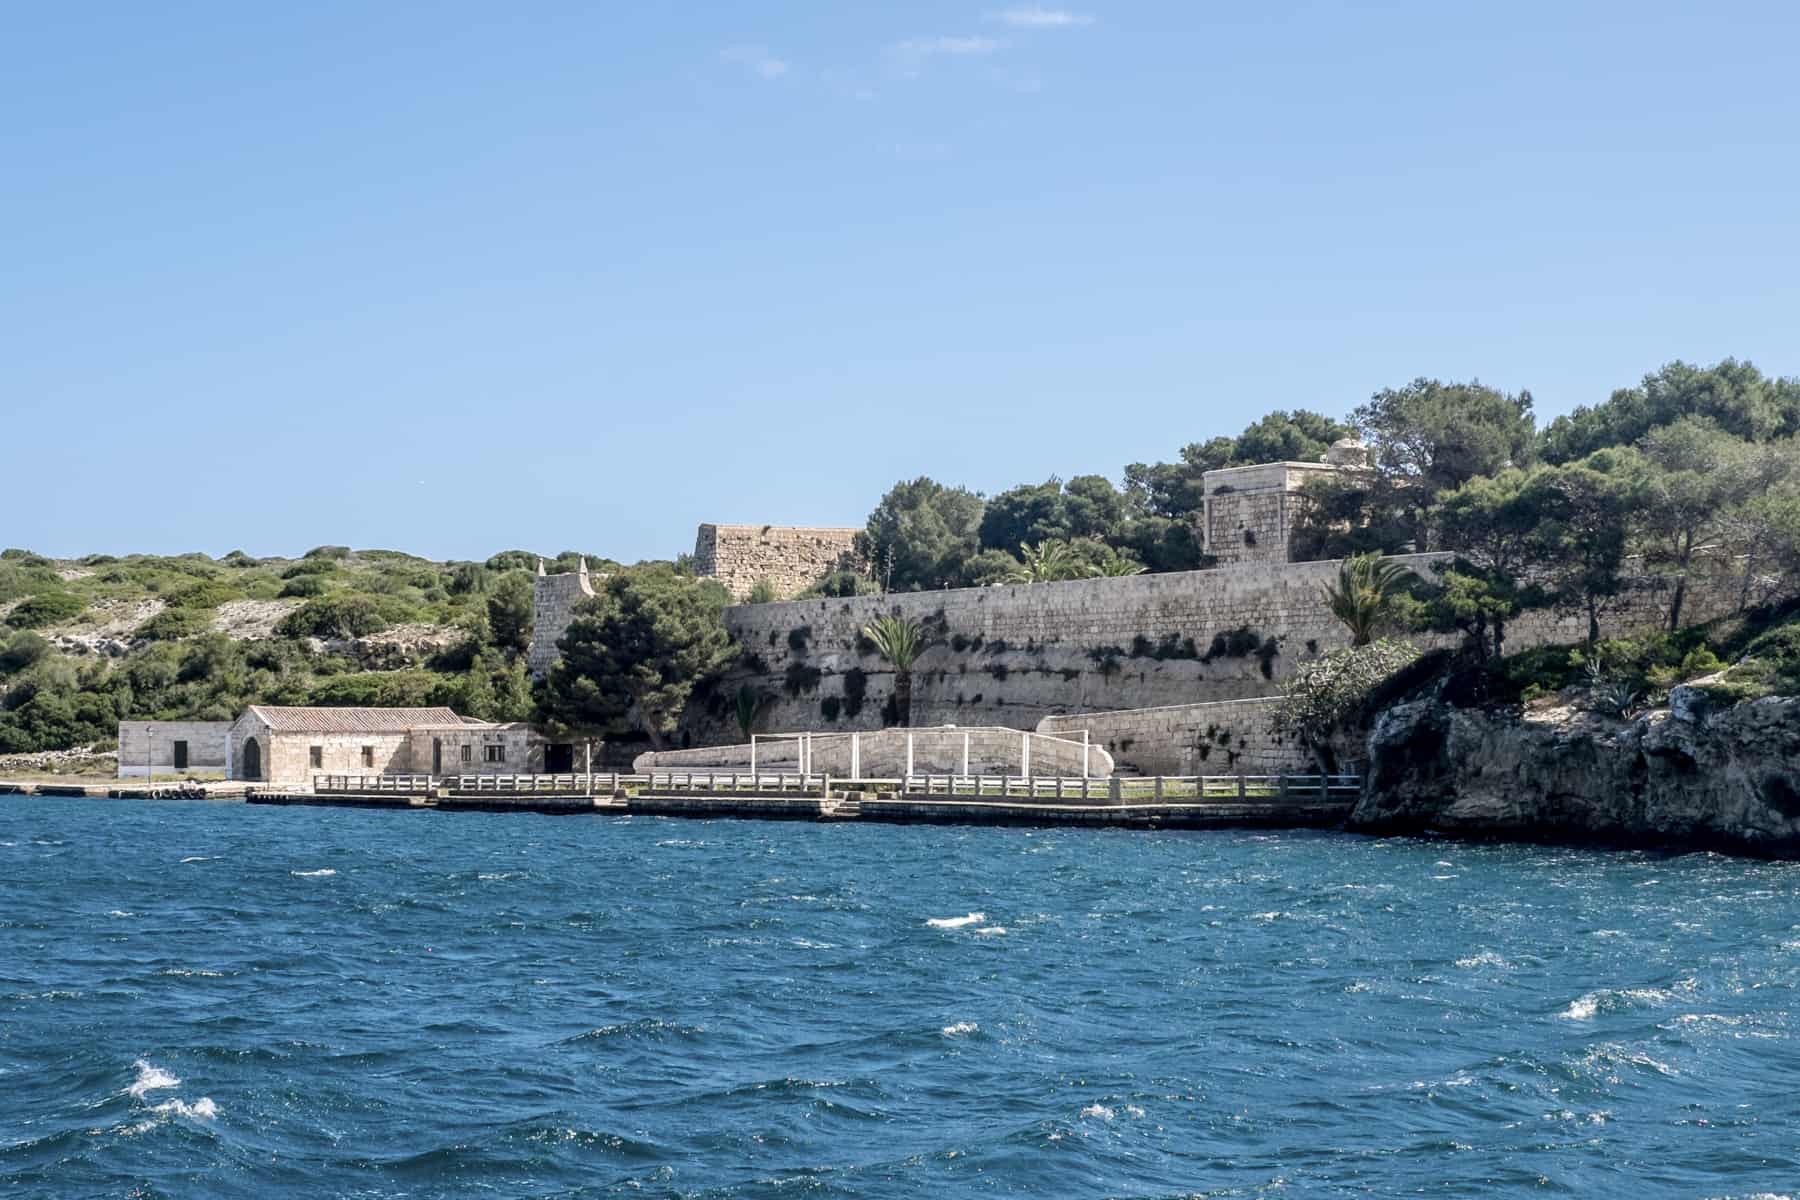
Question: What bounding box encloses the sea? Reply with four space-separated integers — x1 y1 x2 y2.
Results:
3 797 1799 1198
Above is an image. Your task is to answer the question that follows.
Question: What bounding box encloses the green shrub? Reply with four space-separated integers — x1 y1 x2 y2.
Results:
138 606 212 641
279 574 331 598
5 591 84 629
304 545 352 560
747 578 780 605
276 596 392 640
166 580 241 610
0 632 50 675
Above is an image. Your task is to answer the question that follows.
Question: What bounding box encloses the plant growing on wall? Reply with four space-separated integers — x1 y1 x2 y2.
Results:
1271 640 1420 773
1006 540 1084 583
1322 554 1417 647
733 684 776 740
862 613 930 727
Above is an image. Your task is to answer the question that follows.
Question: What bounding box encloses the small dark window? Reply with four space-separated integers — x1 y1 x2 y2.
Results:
460 744 473 764
172 740 189 769
309 746 323 769
1243 529 1257 547
361 746 374 768
484 744 506 764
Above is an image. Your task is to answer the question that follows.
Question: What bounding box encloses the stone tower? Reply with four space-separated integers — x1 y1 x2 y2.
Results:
526 558 596 680
1198 439 1369 566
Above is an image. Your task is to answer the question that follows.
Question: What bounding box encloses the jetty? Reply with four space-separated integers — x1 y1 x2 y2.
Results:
235 770 1362 830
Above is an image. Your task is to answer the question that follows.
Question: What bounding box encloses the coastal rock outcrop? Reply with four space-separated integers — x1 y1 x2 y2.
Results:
1350 689 1800 855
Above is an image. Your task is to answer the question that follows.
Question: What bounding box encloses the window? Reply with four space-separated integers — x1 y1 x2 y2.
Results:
484 744 506 763
309 746 323 769
460 745 473 764
361 746 374 768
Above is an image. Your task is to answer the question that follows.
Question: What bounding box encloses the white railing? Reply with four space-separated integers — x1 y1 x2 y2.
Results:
307 770 1363 804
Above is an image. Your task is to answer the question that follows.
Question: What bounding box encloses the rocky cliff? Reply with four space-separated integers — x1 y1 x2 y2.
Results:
1351 687 1800 856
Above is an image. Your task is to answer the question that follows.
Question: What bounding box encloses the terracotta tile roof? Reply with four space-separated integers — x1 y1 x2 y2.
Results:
244 706 466 734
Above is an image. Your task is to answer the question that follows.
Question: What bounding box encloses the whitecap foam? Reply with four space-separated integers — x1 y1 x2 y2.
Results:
128 1060 180 1099
1079 1104 1115 1120
179 856 212 864
928 912 985 929
107 910 133 918
290 869 336 877
1454 951 1510 969
942 1021 978 1036
151 1096 217 1120
974 926 1007 936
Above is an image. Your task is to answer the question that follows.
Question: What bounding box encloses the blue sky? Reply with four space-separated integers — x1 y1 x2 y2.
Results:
5 1 1797 563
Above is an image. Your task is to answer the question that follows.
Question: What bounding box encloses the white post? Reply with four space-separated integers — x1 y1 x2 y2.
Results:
1081 731 1090 778
1020 731 1031 779
750 735 758 775
906 731 915 780
851 732 860 780
962 731 970 778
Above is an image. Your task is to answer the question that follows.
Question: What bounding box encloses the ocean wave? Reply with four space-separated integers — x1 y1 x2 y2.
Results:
291 869 336 878
974 926 1007 936
942 1021 978 1037
128 1059 180 1099
928 912 985 929
179 856 213 864
151 1096 217 1120
1560 979 1697 1021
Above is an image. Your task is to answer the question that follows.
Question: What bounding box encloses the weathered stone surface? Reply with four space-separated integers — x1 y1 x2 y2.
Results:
693 524 863 601
1038 697 1306 775
1351 695 1800 855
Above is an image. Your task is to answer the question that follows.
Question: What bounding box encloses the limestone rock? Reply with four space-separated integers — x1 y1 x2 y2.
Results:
1351 694 1800 856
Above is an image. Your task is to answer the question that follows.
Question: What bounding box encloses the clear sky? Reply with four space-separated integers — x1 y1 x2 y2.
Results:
6 1 1797 563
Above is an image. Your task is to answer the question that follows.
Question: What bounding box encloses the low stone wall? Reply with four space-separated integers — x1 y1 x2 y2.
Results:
1037 697 1304 776
634 726 1114 778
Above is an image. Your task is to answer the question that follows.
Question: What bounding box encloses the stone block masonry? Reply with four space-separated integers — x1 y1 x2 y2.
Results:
678 552 1735 749
1038 698 1300 775
527 559 597 680
694 524 863 602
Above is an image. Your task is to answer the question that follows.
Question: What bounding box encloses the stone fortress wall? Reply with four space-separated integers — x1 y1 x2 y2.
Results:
672 554 1732 753
1038 697 1295 775
693 524 863 601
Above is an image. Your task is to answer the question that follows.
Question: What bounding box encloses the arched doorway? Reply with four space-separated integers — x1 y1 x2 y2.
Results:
242 738 262 781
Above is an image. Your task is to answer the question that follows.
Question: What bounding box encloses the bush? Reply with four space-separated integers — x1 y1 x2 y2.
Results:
747 579 780 604
5 591 85 629
276 596 392 640
0 632 50 675
138 606 212 642
304 545 352 560
279 574 331 598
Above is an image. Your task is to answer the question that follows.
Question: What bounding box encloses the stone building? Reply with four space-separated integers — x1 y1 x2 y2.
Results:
116 720 231 778
693 523 862 601
1199 437 1372 566
216 706 540 786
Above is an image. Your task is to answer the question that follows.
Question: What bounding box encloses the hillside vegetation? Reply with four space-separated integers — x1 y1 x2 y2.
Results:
0 547 612 753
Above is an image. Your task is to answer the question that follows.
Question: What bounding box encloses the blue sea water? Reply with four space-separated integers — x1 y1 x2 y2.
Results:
4 799 1800 1198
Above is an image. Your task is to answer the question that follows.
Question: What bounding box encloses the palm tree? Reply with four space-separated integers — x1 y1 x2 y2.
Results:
862 614 929 727
1322 553 1415 647
1092 547 1147 577
1007 540 1083 583
733 684 775 741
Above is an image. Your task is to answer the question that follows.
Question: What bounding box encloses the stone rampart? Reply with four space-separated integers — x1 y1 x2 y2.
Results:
694 524 862 601
682 553 1734 748
1038 698 1301 775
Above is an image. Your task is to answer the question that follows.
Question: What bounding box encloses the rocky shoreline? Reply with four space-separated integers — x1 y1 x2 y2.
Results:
1351 686 1800 858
